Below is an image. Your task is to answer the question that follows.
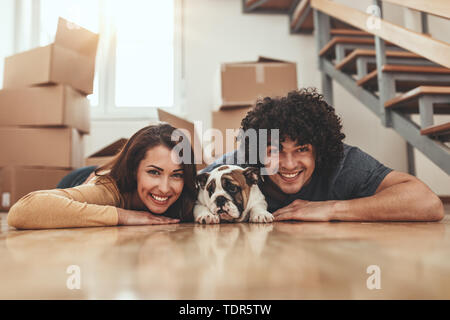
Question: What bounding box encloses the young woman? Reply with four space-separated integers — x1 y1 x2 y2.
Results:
7 123 198 229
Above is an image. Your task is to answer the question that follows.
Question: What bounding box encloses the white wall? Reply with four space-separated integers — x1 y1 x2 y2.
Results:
85 120 153 156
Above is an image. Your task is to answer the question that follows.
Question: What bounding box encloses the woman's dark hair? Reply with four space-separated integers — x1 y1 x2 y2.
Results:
95 123 197 222
239 88 345 176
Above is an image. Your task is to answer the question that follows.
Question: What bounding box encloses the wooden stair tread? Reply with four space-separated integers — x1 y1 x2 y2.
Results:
356 69 378 86
385 86 450 108
330 29 371 36
336 50 423 71
420 122 450 136
383 65 450 74
319 37 396 58
319 37 376 57
357 65 450 87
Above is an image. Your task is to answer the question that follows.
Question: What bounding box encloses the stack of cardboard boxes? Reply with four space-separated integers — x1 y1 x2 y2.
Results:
0 18 99 211
212 56 298 158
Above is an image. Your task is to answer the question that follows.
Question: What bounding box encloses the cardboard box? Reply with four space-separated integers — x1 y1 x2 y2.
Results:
211 106 253 158
0 85 90 134
157 109 207 170
215 56 298 109
3 18 99 95
0 166 71 211
85 138 128 167
0 127 84 168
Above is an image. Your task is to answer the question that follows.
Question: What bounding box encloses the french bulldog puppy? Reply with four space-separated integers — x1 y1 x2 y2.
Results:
194 165 273 224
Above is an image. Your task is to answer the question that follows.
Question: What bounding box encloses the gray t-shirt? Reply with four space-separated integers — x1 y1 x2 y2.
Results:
201 144 393 212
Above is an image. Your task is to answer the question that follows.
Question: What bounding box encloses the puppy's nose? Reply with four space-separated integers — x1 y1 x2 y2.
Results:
215 196 227 207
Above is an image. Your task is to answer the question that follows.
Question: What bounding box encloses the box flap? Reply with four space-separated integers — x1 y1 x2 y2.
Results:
157 109 196 143
257 56 295 64
157 109 205 168
222 56 295 67
87 138 128 158
54 17 99 57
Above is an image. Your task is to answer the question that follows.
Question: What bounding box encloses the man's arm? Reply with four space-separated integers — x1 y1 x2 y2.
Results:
332 171 444 221
273 171 444 222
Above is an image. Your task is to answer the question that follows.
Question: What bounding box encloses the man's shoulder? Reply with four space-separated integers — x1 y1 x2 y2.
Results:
341 144 384 171
329 143 393 199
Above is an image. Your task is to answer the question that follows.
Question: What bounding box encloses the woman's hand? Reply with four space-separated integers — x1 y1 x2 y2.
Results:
117 208 180 226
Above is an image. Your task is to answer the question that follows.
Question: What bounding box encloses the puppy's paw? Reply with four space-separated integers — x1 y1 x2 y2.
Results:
249 210 274 223
195 212 220 224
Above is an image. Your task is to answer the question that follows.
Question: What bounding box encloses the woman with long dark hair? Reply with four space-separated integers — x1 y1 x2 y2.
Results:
8 123 198 229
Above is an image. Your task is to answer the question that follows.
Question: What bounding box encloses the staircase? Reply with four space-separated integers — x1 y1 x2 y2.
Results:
242 0 450 175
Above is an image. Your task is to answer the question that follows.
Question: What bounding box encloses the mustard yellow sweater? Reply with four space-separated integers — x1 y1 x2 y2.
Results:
7 179 122 230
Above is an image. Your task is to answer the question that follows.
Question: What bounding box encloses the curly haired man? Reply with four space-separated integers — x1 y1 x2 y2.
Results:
203 88 444 222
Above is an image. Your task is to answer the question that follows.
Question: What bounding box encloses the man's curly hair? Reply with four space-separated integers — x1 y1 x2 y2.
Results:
238 88 345 176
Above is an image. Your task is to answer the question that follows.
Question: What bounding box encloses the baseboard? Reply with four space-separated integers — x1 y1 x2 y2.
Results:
440 196 450 204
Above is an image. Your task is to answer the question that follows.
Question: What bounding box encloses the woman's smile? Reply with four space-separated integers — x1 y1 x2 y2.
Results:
149 193 171 205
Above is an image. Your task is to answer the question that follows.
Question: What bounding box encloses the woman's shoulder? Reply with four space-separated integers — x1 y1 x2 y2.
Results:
85 176 124 205
89 171 137 209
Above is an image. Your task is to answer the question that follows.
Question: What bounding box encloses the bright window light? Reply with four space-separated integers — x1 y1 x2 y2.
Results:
113 0 174 107
39 0 100 45
38 0 176 111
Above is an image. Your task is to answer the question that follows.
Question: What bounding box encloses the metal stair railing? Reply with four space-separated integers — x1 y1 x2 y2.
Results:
311 0 450 174
241 0 450 175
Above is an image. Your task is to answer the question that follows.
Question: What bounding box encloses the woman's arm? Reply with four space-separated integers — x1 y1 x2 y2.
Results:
7 184 120 229
8 183 180 229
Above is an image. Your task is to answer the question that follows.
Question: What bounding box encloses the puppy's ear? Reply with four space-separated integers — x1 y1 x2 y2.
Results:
196 172 210 189
243 167 260 185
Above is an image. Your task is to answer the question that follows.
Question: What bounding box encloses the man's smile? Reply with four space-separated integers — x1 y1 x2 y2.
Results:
278 169 304 182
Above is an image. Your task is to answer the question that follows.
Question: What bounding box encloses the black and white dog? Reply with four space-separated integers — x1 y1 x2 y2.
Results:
194 165 273 224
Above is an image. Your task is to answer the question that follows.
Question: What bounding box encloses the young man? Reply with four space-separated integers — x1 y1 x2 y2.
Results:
202 89 444 222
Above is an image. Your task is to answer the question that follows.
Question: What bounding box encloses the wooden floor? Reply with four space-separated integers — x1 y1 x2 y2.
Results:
1 207 450 300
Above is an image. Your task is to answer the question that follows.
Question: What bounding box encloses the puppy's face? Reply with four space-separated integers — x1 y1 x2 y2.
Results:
197 166 259 222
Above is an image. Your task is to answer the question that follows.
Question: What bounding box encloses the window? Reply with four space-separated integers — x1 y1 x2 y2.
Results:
19 0 182 119
114 0 174 108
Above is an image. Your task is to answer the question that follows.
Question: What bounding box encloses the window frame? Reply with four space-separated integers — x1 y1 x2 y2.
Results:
14 0 184 120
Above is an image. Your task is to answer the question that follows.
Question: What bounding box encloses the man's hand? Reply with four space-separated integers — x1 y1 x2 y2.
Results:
272 199 337 222
117 208 180 226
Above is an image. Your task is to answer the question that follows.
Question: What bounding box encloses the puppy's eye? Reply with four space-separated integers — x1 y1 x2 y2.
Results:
207 183 215 197
227 183 239 193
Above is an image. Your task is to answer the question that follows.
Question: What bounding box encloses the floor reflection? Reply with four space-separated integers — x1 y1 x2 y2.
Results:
1 214 450 299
